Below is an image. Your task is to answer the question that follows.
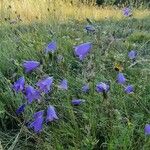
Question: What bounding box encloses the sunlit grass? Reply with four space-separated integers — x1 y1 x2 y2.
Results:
1 0 150 23
0 0 150 149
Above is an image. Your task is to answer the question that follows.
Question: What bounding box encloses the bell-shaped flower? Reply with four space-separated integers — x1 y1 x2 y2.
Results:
144 124 150 135
58 79 68 90
74 42 92 60
25 86 40 104
12 76 25 92
36 76 53 94
71 99 85 106
124 85 134 94
128 50 137 60
29 110 44 133
16 104 26 115
46 105 58 122
96 82 110 93
123 7 132 17
117 73 126 84
23 60 40 73
85 25 95 32
45 41 57 54
82 84 89 93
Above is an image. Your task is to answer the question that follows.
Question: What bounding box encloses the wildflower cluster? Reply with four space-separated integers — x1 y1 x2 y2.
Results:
116 50 137 94
11 11 149 135
12 41 94 133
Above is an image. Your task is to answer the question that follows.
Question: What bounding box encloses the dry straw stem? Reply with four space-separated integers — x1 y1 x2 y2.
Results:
1 0 150 23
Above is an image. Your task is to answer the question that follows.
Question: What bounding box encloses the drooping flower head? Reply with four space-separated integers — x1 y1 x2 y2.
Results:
96 82 110 93
33 110 44 119
128 50 137 60
16 104 26 115
117 73 126 84
23 61 40 73
71 99 85 106
124 85 134 94
144 124 150 135
85 25 95 32
46 105 58 123
74 42 92 60
25 86 40 104
58 79 68 90
82 84 90 93
29 110 44 133
12 76 25 92
37 76 53 94
45 41 57 54
123 7 132 17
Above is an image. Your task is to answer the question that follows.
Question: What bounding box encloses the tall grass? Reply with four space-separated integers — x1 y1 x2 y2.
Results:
0 0 150 149
1 0 149 23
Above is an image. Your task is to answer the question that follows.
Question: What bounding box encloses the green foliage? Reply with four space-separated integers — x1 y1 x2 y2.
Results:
0 8 150 150
127 32 150 43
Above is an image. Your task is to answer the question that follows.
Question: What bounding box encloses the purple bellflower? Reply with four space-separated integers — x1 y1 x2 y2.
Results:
58 79 68 90
25 86 40 104
128 50 137 60
71 99 85 106
144 124 150 135
85 25 95 32
124 85 134 94
29 110 44 133
123 7 132 17
82 84 90 93
74 42 92 60
37 76 53 94
117 73 126 84
45 41 57 54
16 104 26 115
12 76 25 92
96 82 110 93
23 61 40 73
46 105 58 122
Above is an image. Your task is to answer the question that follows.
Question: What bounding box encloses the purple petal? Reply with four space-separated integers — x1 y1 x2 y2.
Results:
12 76 25 92
33 110 44 119
117 73 126 84
96 82 110 93
45 41 57 54
25 86 40 104
46 105 58 122
145 124 150 135
30 111 44 133
23 61 40 73
58 79 68 90
74 42 92 60
71 99 85 106
128 50 137 60
124 85 134 94
85 25 95 32
16 104 26 115
37 76 53 94
123 7 132 17
82 84 89 93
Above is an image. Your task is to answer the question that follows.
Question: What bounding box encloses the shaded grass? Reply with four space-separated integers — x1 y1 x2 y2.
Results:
0 3 150 150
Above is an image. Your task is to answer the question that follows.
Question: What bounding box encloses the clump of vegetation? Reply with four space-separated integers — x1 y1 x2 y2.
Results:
0 0 150 149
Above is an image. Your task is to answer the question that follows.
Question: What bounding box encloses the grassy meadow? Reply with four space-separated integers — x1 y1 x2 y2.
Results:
0 0 150 149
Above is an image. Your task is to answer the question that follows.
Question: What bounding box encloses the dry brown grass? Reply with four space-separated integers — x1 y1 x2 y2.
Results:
1 0 150 23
